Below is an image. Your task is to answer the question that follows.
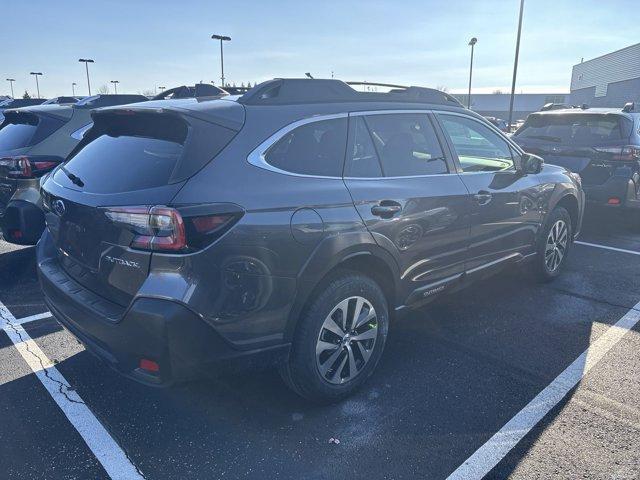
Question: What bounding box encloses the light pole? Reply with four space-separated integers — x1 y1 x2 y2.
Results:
158 86 166 93
72 82 77 96
211 34 231 87
30 72 43 98
6 78 15 98
110 80 119 94
78 58 94 95
508 0 525 131
467 37 477 109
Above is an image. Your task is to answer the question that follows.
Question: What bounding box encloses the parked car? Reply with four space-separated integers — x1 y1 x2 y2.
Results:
512 103 639 219
42 96 83 105
152 83 227 100
37 79 584 402
0 94 149 244
484 116 509 132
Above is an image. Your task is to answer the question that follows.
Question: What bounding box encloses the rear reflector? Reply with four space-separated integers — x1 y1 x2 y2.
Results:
608 197 621 205
9 229 22 239
139 359 160 372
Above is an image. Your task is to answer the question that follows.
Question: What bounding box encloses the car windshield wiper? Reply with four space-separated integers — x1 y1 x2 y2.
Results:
60 166 84 187
521 134 562 142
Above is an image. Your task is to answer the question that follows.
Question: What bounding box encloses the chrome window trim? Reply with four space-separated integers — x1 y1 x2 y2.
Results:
246 112 348 179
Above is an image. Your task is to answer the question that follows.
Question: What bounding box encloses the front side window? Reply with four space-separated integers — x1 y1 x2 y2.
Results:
264 118 347 177
362 113 448 177
438 114 515 172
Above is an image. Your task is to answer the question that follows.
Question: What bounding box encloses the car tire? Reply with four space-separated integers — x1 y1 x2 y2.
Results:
532 206 573 282
280 273 389 403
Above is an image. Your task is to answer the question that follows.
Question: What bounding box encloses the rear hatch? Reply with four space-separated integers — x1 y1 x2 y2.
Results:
512 111 637 186
41 102 243 306
0 107 70 211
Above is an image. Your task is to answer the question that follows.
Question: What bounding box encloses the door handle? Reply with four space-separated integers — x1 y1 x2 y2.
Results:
371 202 402 217
474 191 493 206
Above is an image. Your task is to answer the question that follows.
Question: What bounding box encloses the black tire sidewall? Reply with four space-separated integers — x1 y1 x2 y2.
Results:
286 274 389 402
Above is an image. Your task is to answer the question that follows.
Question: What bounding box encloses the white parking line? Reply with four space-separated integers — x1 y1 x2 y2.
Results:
447 300 640 480
0 301 144 480
0 311 53 328
575 240 640 256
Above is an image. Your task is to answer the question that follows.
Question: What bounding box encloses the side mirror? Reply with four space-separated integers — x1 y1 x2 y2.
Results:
521 153 544 174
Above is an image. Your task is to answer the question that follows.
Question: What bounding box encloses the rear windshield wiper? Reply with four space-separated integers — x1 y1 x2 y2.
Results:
521 134 562 142
60 166 84 187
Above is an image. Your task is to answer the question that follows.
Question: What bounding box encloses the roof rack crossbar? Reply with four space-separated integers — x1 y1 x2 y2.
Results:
238 78 464 107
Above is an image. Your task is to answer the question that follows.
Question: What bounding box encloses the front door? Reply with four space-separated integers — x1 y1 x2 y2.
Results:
435 112 546 276
343 111 471 306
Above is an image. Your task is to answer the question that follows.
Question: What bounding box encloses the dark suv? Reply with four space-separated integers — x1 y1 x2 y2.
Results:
512 104 640 218
37 79 584 402
0 94 149 244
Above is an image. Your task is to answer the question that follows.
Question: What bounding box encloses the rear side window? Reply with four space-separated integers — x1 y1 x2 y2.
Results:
264 118 347 177
363 113 448 177
344 116 383 178
515 114 631 144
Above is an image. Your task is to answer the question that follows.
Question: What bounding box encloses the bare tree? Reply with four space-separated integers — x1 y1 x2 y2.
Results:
492 89 504 94
435 85 449 93
97 84 110 94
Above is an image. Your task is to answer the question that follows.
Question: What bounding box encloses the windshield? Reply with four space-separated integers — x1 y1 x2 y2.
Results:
515 114 631 145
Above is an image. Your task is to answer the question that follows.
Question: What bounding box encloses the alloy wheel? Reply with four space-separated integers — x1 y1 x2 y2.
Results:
545 219 568 272
315 296 378 385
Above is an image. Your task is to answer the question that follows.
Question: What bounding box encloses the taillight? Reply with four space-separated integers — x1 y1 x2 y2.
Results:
0 155 62 179
104 205 241 253
593 145 640 162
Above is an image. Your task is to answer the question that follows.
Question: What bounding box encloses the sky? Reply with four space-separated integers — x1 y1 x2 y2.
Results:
1 0 636 98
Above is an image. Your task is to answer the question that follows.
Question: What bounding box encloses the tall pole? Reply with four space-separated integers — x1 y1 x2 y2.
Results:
467 37 477 109
110 80 119 94
508 0 525 131
6 78 15 97
79 59 94 95
211 34 231 87
72 82 76 96
220 39 224 87
30 72 43 98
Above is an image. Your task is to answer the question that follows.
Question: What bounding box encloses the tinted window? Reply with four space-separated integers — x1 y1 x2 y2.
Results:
58 115 187 193
344 117 382 177
0 118 38 150
364 113 447 176
514 114 630 145
265 118 347 177
439 114 514 172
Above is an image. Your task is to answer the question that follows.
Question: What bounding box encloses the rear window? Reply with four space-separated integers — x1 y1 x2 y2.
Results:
515 114 632 145
57 113 237 193
0 118 38 150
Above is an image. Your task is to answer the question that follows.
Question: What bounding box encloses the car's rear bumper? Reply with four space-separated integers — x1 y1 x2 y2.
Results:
583 176 640 210
0 199 45 245
37 235 290 387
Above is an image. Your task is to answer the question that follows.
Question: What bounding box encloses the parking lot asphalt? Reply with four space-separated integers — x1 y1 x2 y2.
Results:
0 209 639 480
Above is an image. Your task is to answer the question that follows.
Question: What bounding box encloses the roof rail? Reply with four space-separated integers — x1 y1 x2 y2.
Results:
237 78 464 107
622 101 635 113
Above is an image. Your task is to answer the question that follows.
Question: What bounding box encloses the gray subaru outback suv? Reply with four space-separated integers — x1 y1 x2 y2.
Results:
37 79 584 402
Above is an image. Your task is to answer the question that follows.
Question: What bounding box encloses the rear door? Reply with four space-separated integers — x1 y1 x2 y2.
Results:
343 111 470 306
435 112 545 276
42 110 239 307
